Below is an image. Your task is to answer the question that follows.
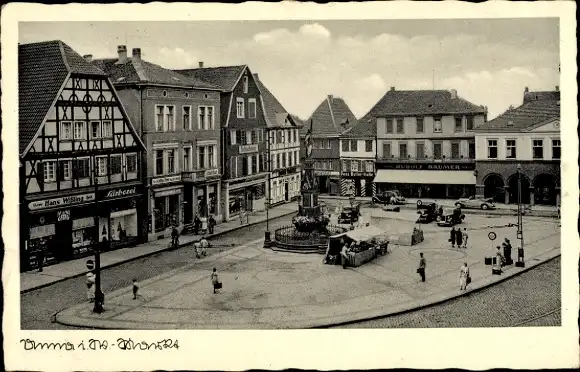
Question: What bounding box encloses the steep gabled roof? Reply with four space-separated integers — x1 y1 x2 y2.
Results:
93 58 218 90
175 65 247 91
342 117 376 138
19 40 106 155
302 95 358 136
253 74 302 129
477 98 560 132
360 89 485 124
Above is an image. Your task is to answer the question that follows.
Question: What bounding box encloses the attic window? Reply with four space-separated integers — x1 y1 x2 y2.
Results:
162 90 167 97
116 77 126 82
507 120 514 127
204 94 209 99
185 93 190 98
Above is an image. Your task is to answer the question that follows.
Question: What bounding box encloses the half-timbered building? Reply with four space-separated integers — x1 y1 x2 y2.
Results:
19 41 147 271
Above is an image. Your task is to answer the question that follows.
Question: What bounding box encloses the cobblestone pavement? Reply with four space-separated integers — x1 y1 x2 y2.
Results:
20 215 292 330
332 256 561 328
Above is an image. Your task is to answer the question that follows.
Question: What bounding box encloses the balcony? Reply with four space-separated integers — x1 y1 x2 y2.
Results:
182 168 221 183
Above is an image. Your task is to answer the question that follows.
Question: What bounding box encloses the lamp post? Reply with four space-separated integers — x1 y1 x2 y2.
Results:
515 164 525 267
264 129 272 248
92 162 104 313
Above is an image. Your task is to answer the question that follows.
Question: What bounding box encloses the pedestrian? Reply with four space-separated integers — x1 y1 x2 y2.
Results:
194 242 201 259
502 238 513 265
494 246 504 273
200 237 209 257
208 215 216 234
211 267 221 294
456 227 463 248
417 252 426 282
340 240 350 269
171 225 179 249
449 227 456 248
459 262 470 290
239 210 245 225
193 215 201 235
462 228 469 248
86 270 96 302
37 238 46 272
132 278 139 300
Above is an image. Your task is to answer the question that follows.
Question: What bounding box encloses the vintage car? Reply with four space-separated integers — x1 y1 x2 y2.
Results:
437 207 466 227
454 196 496 210
372 190 406 205
338 203 361 224
415 202 439 223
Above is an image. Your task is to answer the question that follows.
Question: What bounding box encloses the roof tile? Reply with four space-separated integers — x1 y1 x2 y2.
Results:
176 65 246 91
477 97 560 132
302 96 358 136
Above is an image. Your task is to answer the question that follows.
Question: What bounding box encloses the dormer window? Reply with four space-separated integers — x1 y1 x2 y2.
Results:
162 91 167 97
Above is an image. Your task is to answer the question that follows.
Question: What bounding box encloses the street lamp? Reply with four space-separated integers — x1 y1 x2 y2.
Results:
515 164 525 267
93 163 104 313
264 129 272 248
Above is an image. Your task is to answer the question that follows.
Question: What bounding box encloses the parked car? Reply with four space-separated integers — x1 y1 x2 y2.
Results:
416 202 439 223
338 203 361 224
455 196 496 210
373 190 406 205
437 207 466 227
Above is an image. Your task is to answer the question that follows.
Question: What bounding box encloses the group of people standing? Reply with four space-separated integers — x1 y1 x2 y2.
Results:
449 227 468 248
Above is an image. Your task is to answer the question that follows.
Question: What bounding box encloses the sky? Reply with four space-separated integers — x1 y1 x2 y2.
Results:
19 19 559 120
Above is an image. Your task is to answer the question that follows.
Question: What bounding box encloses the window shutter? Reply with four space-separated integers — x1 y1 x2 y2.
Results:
37 163 44 188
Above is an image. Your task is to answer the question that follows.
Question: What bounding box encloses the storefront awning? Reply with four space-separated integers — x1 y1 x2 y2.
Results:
373 169 476 185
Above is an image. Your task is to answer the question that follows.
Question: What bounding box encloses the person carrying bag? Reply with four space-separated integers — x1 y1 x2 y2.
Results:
211 268 222 294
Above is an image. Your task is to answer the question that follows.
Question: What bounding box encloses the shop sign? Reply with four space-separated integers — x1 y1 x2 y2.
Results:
151 174 182 186
314 170 333 176
29 193 95 211
182 172 196 182
102 186 138 200
378 162 475 171
205 168 219 178
239 144 258 154
341 172 375 178
57 209 70 221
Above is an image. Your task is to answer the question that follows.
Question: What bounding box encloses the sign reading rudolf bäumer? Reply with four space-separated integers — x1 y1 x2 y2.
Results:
28 193 96 211
377 162 476 171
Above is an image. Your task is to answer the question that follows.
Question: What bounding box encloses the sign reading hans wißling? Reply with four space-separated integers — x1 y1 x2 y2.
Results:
377 162 475 171
29 193 96 211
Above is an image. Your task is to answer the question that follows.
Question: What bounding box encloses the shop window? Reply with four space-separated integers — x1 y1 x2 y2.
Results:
532 139 544 159
365 140 373 152
74 121 87 140
506 139 517 159
110 209 138 241
451 142 460 159
416 118 424 133
552 139 561 159
60 121 72 140
72 217 94 255
487 139 498 159
209 186 217 215
416 143 425 159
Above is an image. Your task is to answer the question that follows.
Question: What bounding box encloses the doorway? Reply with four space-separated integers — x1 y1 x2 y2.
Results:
507 173 531 204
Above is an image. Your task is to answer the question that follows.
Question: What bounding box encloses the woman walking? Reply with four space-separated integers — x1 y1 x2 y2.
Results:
462 228 469 248
211 268 221 294
456 227 463 248
449 227 456 248
459 262 470 290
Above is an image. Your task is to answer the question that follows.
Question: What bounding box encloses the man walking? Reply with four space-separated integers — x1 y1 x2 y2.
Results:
449 227 456 248
200 237 209 257
417 252 426 282
37 238 46 272
462 228 469 248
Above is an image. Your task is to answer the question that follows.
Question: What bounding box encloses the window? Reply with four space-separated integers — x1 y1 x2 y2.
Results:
351 160 359 172
73 158 90 179
96 157 108 176
396 119 404 134
416 143 425 159
166 106 175 130
156 106 164 131
58 160 71 181
236 130 243 145
433 117 442 133
198 106 214 130
183 147 191 171
325 140 331 149
198 146 206 169
365 161 374 173
183 106 191 130
248 99 257 119
468 141 476 159
251 129 257 144
277 154 282 169
342 160 348 172
382 142 391 158
386 119 394 134
466 116 474 130
208 146 215 168
155 150 164 175
43 161 56 182
230 156 238 178
155 105 175 131
272 153 278 170
487 139 498 159
552 139 561 159
243 76 249 94
433 143 443 159
110 155 122 175
399 143 408 159
506 139 517 159
532 139 544 159
126 154 137 173
60 121 72 140
207 107 214 129
74 121 86 139
365 140 373 152
454 117 463 132
350 140 358 152
342 140 349 152
102 121 112 138
198 107 205 130
167 149 176 173
90 121 101 139
246 130 252 145
451 142 460 159
230 130 237 145
242 155 249 175
236 98 245 118
416 118 424 133
251 154 258 174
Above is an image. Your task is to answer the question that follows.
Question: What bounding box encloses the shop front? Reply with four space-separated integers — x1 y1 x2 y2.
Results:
270 167 301 205
148 174 183 241
183 168 222 221
315 170 340 195
339 171 375 197
374 162 476 199
224 174 267 221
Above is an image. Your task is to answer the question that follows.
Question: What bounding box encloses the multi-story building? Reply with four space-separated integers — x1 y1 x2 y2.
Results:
93 46 223 241
178 64 269 221
300 95 357 195
254 74 302 205
339 120 377 197
368 87 486 199
475 87 560 206
19 41 147 271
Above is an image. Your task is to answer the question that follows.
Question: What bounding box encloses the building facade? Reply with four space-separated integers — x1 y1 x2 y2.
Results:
94 47 223 241
339 120 376 197
368 88 486 199
475 87 561 206
254 74 302 205
301 95 357 195
178 65 269 221
19 41 147 271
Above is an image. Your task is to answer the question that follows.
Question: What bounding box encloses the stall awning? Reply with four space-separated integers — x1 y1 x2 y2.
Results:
331 225 386 241
373 169 475 185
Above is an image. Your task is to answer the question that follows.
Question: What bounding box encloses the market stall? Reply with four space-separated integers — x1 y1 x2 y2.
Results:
324 225 389 267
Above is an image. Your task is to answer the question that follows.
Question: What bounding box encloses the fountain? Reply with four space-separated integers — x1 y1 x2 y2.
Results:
270 120 346 253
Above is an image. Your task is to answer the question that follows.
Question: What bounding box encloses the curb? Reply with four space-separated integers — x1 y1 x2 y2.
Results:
315 250 561 329
21 210 296 294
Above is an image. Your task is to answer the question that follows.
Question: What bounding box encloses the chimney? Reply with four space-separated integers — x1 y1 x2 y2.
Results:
328 94 333 101
555 85 559 92
198 61 204 68
254 73 259 80
83 54 93 62
450 89 457 99
132 48 141 60
390 86 395 91
117 45 127 63
524 86 529 93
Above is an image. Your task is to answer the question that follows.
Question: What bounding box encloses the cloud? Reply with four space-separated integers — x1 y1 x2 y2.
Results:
299 23 331 39
158 47 198 69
